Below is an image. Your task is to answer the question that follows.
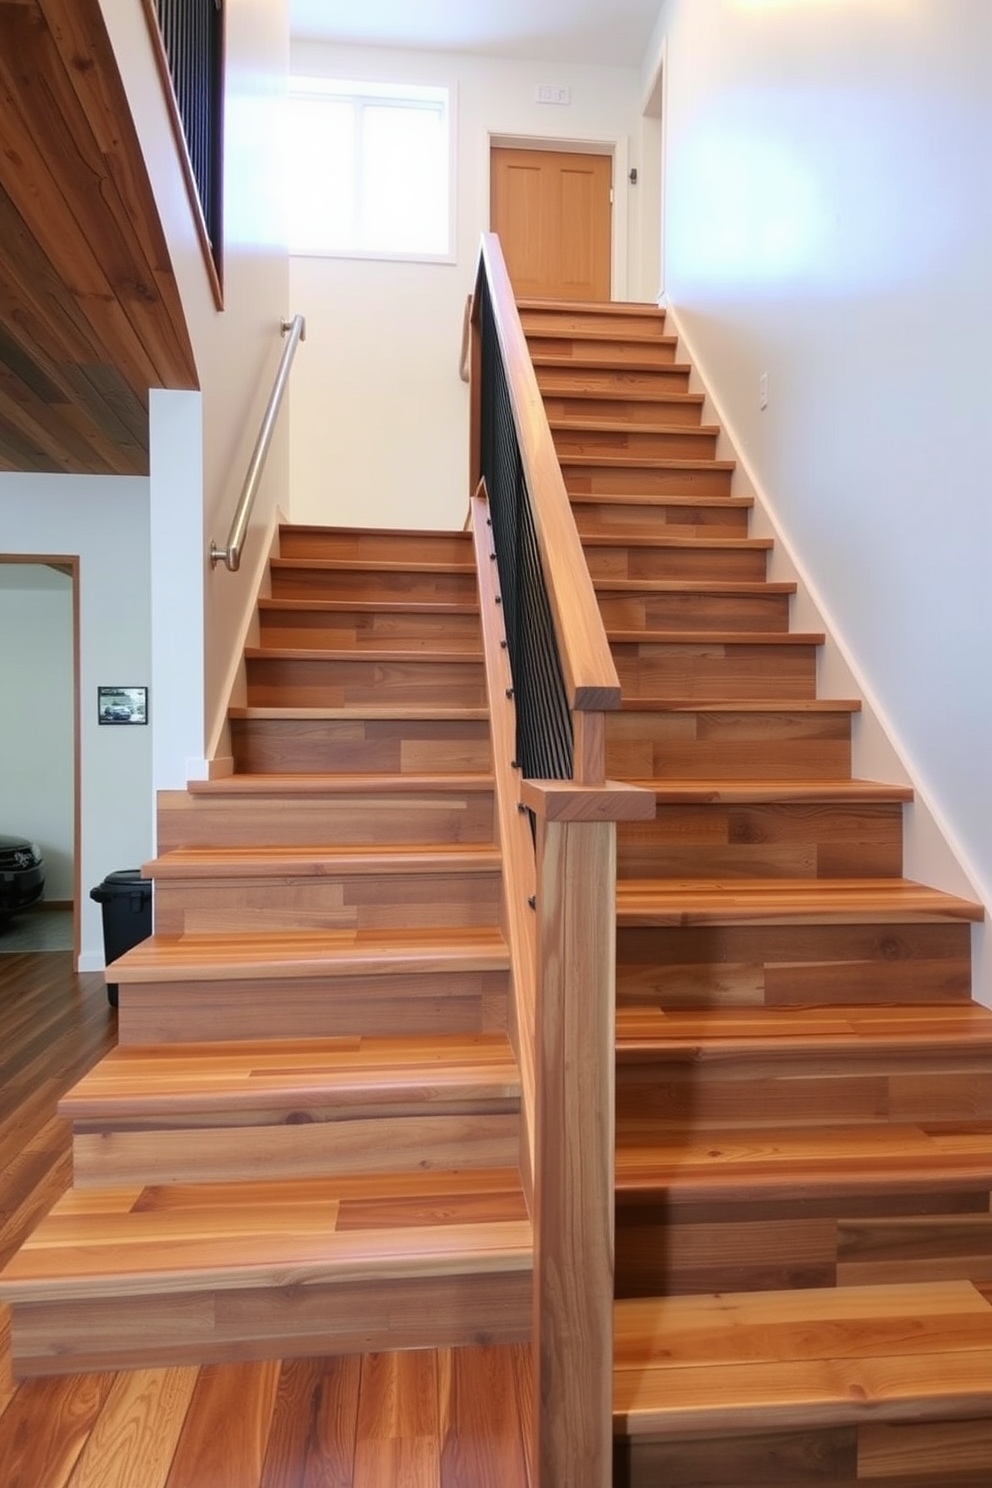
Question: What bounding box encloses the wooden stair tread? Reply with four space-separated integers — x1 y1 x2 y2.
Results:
623 777 914 802
257 598 480 614
624 776 913 802
550 417 720 436
613 1281 992 1434
146 844 502 877
615 1002 992 1057
279 524 470 540
270 557 476 575
227 706 490 721
531 354 691 373
538 379 700 400
526 326 678 346
570 490 751 509
615 1122 992 1196
188 772 494 797
618 697 861 713
594 578 796 595
109 925 510 983
0 1168 533 1302
60 1033 520 1117
616 877 983 924
244 645 483 663
608 629 822 645
517 297 663 314
560 453 736 472
582 533 772 551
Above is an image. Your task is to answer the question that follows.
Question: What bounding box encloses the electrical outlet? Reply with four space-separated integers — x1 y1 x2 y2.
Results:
536 85 571 105
759 372 769 411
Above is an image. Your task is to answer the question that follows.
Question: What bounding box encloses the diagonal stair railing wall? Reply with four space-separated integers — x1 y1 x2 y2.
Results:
467 234 654 1488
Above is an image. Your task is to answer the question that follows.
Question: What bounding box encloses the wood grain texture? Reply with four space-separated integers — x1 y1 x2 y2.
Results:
0 0 196 475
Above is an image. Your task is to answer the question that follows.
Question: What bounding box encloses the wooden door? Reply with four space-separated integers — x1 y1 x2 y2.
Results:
490 146 612 302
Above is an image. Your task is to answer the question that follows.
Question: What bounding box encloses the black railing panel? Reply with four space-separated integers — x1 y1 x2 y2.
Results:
152 0 223 271
478 275 573 781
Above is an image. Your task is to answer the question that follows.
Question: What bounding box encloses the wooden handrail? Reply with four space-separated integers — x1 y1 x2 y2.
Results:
459 293 472 382
472 236 621 724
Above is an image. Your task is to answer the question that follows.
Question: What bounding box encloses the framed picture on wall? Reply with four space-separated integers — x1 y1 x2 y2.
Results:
97 686 148 726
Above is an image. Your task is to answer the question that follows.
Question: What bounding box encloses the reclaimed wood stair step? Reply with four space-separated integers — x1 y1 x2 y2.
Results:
611 636 819 702
615 1001 992 1059
607 701 857 780
562 454 735 498
229 712 492 775
62 1033 522 1186
615 1121 992 1201
551 420 720 460
257 599 482 651
595 577 794 596
525 337 680 367
243 652 487 710
160 775 496 851
0 1169 533 1373
596 579 795 634
244 645 483 663
622 777 913 803
147 844 502 878
271 557 476 576
539 384 704 419
269 559 477 605
518 296 664 318
608 629 823 646
570 492 753 539
276 526 473 564
613 1281 992 1438
62 1033 521 1119
186 770 494 797
108 926 511 984
148 845 503 936
532 360 692 395
523 323 672 347
616 878 983 926
613 1004 992 1130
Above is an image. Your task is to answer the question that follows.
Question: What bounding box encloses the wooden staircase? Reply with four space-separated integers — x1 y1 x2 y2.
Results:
0 528 532 1375
518 298 992 1486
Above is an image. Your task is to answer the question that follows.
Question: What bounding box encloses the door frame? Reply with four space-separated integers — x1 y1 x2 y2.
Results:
487 132 630 301
0 554 81 967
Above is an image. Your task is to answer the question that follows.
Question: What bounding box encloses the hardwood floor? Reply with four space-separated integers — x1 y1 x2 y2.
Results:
0 952 533 1486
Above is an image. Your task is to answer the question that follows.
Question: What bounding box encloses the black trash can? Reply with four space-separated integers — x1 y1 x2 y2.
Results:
90 869 152 1008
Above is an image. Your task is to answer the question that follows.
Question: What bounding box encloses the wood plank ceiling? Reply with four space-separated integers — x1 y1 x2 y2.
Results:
0 0 198 478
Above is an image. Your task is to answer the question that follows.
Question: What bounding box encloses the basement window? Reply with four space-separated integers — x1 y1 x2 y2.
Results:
288 77 453 261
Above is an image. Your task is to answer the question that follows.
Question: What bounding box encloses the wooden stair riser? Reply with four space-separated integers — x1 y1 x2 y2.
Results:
277 529 473 565
611 640 817 702
616 1051 992 1130
615 1192 992 1300
616 922 974 1008
152 869 501 935
583 542 767 585
158 787 496 850
540 390 704 426
244 655 487 710
553 424 719 462
6 1269 532 1376
573 496 751 540
257 604 481 652
534 362 691 396
597 586 793 634
229 717 492 774
606 707 853 780
617 800 904 880
116 969 511 1045
72 1109 520 1187
526 333 679 366
615 1415 992 1488
564 460 733 499
269 564 477 605
518 306 667 338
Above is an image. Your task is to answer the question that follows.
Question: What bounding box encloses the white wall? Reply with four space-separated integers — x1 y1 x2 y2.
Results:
0 566 74 901
288 41 646 530
646 0 992 979
100 0 291 770
0 475 153 968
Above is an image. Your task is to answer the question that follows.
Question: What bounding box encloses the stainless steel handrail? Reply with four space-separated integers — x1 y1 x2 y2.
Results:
210 314 306 572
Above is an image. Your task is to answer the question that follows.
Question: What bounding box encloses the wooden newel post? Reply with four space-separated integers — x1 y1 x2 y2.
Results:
522 779 655 1488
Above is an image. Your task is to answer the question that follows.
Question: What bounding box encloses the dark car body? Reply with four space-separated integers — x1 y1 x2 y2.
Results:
0 835 46 921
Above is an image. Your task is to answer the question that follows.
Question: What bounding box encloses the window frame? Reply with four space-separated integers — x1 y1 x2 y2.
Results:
287 74 457 265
